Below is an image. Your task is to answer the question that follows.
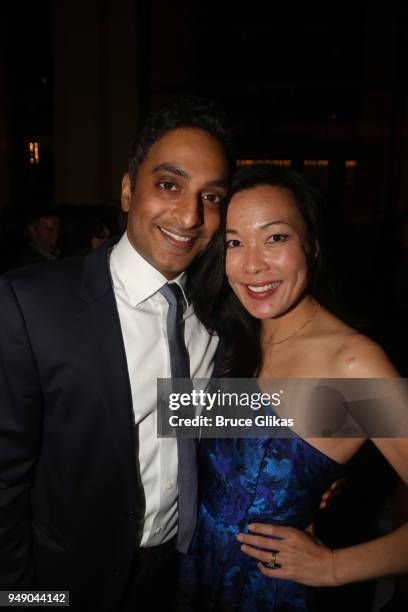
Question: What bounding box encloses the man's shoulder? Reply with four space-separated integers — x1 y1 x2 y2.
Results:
0 257 95 323
2 256 84 295
0 257 90 329
1 239 118 324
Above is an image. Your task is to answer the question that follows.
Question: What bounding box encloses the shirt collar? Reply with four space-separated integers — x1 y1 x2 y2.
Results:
110 232 188 308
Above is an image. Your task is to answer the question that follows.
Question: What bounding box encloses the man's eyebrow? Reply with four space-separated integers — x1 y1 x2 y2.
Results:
152 163 191 179
153 163 228 190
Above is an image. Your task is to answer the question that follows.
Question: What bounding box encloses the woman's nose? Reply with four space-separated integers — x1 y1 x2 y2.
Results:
244 249 268 274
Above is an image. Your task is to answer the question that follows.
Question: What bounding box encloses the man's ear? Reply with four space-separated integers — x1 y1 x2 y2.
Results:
121 173 132 213
314 240 320 259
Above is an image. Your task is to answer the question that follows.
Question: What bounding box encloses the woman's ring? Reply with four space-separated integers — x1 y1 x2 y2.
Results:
263 550 278 569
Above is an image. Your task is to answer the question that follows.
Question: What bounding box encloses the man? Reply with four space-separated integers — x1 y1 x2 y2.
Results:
15 210 60 267
0 99 230 610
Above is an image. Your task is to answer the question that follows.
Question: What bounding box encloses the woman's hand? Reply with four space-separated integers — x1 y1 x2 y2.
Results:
236 523 337 587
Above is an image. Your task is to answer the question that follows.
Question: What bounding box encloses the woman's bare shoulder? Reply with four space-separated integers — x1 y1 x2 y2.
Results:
336 332 399 378
318 309 399 378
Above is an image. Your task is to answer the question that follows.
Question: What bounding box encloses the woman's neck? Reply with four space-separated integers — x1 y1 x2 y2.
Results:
261 295 320 346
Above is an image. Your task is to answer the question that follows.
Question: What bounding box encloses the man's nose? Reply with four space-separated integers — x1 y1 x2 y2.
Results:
174 195 204 229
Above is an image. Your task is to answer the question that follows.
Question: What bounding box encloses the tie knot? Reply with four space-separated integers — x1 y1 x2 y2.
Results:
159 283 184 308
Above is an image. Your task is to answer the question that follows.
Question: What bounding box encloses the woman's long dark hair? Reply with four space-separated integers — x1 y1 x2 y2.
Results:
189 164 337 377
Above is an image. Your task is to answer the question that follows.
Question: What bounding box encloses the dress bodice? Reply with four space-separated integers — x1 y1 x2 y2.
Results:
200 436 344 533
178 434 345 611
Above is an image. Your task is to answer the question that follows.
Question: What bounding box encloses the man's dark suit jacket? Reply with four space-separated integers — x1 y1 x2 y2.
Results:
0 240 198 610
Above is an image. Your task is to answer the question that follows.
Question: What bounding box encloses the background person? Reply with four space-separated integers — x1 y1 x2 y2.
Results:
14 209 60 267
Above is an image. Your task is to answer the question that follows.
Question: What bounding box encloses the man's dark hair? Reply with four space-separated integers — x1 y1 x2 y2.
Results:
128 98 232 191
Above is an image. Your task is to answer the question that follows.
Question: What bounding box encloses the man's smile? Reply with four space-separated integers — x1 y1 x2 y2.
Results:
157 225 199 251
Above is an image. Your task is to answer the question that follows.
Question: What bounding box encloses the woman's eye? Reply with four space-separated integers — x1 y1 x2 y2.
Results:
158 181 177 191
267 234 288 243
226 239 241 248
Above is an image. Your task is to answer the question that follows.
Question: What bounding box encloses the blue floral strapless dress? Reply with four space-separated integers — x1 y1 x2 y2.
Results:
178 435 345 611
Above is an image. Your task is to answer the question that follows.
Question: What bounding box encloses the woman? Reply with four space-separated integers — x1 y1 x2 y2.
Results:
179 164 408 610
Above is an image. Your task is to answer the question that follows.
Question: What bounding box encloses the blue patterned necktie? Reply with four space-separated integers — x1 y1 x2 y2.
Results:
159 283 190 379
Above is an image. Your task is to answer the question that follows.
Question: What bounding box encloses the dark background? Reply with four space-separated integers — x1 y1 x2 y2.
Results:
0 2 407 610
1 1 408 353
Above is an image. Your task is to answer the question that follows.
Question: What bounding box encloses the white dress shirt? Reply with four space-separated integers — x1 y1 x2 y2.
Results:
110 232 218 547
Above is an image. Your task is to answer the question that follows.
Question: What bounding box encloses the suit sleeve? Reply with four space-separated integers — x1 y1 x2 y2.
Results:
0 277 42 587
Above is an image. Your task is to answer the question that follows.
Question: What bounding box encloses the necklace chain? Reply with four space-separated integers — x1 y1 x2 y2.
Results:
267 303 321 346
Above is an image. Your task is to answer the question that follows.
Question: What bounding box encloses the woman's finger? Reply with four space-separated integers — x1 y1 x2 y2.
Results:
246 523 292 538
240 544 280 564
257 562 293 580
236 533 285 550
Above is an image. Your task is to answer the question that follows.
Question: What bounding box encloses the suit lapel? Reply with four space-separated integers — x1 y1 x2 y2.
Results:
78 238 138 479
